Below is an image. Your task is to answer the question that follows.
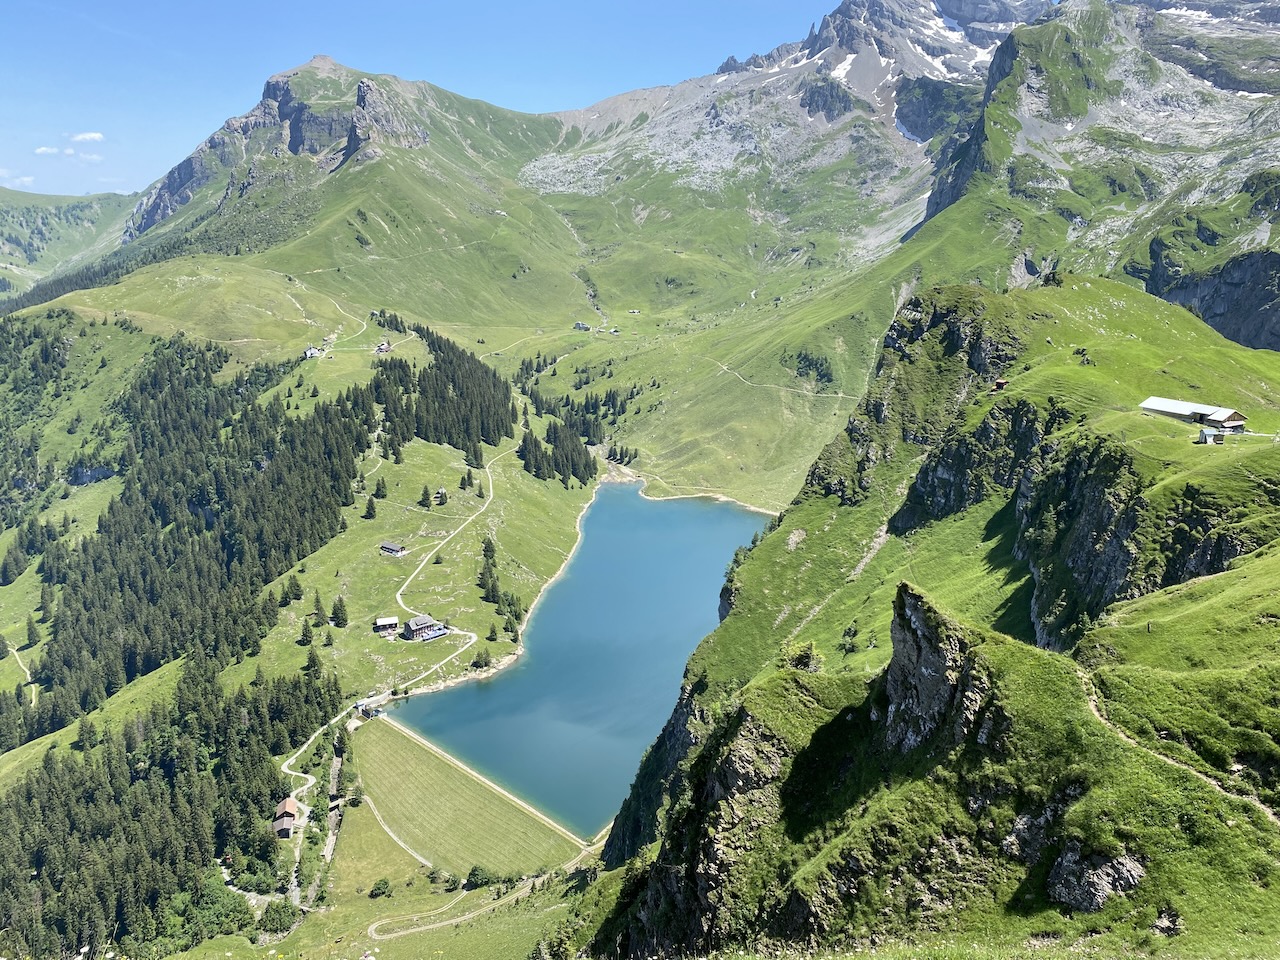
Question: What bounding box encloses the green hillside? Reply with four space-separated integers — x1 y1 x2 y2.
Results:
584 267 1280 958
1 0 1279 955
0 187 135 295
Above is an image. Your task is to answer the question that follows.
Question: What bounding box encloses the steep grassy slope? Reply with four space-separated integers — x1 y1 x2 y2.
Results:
589 272 1280 958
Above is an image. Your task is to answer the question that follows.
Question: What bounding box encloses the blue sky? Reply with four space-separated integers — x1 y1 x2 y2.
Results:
3 1 833 198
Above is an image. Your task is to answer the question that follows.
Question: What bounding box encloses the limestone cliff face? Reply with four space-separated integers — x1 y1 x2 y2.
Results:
1013 436 1148 647
125 57 430 241
619 703 793 957
891 397 1052 531
925 32 1018 219
602 681 708 868
883 584 991 752
805 290 1020 507
1147 249 1280 352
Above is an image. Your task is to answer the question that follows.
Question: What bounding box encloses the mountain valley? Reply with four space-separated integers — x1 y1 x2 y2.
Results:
1 0 1279 957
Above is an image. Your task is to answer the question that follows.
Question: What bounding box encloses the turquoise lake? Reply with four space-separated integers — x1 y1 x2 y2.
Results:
389 481 765 839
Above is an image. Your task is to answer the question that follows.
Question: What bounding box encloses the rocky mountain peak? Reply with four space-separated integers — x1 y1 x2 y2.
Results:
124 57 430 241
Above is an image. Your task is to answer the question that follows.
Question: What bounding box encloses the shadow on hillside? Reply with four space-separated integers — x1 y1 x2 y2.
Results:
983 499 1036 644
775 679 954 846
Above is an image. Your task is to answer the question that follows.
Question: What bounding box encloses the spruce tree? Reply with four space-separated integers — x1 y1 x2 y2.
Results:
312 591 327 627
40 582 54 621
300 620 314 646
374 476 387 499
331 595 348 628
364 497 377 519
419 484 433 508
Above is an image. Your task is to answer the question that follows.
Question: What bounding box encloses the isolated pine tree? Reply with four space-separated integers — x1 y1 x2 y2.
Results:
364 497 377 519
374 476 387 499
332 595 349 628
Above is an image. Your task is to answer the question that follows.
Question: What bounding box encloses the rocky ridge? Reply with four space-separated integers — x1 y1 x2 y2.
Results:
125 57 434 242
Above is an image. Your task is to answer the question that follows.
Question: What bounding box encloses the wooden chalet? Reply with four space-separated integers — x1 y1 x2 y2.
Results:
380 541 408 558
273 797 298 839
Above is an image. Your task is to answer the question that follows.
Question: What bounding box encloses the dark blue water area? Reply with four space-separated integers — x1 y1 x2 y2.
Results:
388 481 766 839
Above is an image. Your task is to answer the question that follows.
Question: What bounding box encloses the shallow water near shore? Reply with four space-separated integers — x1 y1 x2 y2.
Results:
389 481 766 839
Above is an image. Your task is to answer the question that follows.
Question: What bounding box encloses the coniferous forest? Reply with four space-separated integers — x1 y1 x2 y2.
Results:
0 314 590 958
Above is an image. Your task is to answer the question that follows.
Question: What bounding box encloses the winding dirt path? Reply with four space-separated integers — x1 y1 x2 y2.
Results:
10 645 35 706
1080 671 1280 829
395 448 514 619
365 833 605 941
329 297 367 343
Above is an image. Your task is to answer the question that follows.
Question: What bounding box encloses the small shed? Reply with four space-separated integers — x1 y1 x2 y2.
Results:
380 541 408 558
573 321 591 331
1198 428 1224 445
273 797 298 839
404 614 448 641
374 616 400 635
303 345 323 360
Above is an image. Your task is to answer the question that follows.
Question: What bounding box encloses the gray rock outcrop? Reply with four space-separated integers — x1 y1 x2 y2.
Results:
885 583 990 752
1047 841 1145 912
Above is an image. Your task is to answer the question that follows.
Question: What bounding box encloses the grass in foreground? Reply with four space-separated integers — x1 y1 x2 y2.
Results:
355 715 581 877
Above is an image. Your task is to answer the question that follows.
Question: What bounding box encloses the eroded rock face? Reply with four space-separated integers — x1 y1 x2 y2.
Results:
1153 250 1280 352
623 705 792 957
885 584 989 752
125 59 430 241
1047 841 1145 912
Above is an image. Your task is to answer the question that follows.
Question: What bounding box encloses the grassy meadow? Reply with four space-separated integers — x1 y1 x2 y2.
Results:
355 717 582 876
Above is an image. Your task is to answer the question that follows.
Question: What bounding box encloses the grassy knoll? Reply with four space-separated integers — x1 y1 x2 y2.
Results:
355 716 581 876
219 417 592 699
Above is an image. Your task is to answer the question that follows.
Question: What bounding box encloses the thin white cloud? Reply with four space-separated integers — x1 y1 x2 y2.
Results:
78 153 103 163
64 148 75 155
7 176 35 188
71 131 104 142
34 146 59 155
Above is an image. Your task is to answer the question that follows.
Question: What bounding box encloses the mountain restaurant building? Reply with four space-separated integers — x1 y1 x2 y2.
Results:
403 615 449 641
